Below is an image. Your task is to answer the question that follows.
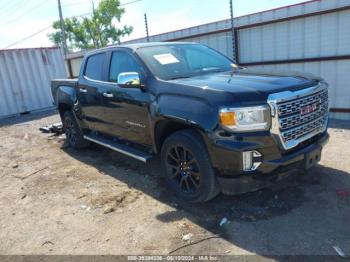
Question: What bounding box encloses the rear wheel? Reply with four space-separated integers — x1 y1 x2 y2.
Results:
161 130 219 202
62 111 89 149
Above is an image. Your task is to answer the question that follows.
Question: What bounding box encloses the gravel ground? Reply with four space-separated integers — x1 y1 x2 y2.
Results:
0 111 349 257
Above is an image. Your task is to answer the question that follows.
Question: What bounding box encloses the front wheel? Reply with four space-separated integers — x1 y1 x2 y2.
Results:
62 111 89 149
161 130 219 203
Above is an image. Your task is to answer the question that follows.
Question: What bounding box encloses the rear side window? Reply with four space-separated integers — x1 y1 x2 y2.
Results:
84 53 105 81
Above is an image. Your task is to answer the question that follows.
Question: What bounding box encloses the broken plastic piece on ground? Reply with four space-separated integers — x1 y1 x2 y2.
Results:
39 122 63 134
182 233 193 241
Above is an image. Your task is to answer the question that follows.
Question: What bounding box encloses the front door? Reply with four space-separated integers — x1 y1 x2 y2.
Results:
99 50 153 147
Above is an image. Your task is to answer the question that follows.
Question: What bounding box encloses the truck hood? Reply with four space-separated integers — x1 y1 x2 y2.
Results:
167 68 321 103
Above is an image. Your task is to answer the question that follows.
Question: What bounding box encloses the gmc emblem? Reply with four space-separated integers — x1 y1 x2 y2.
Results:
300 102 318 116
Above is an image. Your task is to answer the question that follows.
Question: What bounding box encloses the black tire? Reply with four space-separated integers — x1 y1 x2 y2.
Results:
62 111 89 149
161 129 219 203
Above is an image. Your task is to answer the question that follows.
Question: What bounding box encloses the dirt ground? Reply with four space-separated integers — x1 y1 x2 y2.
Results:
0 111 349 257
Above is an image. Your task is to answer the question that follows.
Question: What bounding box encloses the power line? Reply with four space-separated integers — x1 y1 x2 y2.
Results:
0 0 20 13
3 0 142 49
3 0 49 25
4 25 53 49
3 12 93 49
62 0 142 8
0 0 28 16
120 0 142 6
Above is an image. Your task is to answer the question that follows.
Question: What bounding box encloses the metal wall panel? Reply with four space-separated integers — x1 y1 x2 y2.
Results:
0 48 66 118
238 9 350 63
65 0 350 120
69 57 83 78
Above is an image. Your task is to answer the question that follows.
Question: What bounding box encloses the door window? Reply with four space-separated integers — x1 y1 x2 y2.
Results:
109 51 142 82
84 53 105 81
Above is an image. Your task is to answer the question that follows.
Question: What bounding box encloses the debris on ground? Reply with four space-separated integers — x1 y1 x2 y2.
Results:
103 205 115 214
89 190 141 210
181 233 193 242
41 241 54 246
333 246 347 258
219 217 228 227
39 122 63 134
57 134 66 141
11 166 48 180
12 164 19 169
77 194 87 199
170 234 220 254
80 205 91 211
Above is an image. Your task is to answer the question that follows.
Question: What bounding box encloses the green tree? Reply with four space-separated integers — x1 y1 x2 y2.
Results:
49 0 133 52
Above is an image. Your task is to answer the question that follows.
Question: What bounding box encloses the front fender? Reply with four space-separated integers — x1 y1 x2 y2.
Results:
152 93 219 132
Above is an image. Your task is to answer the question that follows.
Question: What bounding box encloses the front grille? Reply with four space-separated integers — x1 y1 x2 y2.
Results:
279 89 328 131
281 115 327 141
268 84 329 150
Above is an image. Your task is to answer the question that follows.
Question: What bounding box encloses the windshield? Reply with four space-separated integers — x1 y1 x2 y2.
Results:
136 44 233 80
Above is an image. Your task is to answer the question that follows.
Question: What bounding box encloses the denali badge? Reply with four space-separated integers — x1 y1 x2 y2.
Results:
125 121 146 128
300 102 318 116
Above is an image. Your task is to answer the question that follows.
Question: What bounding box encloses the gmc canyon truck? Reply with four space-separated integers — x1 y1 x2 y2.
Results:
51 42 329 202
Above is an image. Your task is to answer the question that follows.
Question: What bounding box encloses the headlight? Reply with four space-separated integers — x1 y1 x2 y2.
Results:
219 105 271 132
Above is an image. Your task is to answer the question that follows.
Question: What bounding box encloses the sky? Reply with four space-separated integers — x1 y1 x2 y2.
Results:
0 0 309 49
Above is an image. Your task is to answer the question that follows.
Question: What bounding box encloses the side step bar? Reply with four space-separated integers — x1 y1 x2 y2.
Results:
83 134 153 163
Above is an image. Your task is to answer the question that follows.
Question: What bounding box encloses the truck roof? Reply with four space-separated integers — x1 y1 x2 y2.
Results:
86 42 197 56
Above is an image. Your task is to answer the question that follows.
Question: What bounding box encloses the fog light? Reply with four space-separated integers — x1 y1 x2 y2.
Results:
242 151 262 171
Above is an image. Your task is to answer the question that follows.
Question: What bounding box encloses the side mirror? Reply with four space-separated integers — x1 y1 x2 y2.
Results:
117 72 142 88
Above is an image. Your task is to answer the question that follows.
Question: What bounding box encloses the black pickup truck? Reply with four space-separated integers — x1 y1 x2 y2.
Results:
51 42 329 202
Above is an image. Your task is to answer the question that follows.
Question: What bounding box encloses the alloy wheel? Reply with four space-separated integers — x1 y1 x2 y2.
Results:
166 145 201 194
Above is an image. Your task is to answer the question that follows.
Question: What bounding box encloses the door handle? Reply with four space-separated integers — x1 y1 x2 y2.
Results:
79 88 87 93
103 92 114 98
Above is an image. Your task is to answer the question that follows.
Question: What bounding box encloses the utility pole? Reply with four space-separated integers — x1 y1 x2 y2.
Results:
230 0 236 63
57 0 68 55
144 13 150 42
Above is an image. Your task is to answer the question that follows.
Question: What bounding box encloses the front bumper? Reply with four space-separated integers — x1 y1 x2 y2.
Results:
205 131 329 195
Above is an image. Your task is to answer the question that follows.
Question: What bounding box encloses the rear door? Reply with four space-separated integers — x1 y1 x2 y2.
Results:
77 52 111 133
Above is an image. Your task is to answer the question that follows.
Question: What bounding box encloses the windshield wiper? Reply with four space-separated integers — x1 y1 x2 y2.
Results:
168 68 229 80
231 64 246 71
168 75 192 80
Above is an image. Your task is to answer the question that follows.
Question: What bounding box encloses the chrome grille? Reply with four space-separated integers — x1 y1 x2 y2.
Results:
279 90 328 130
281 115 327 141
278 89 328 117
268 83 329 150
